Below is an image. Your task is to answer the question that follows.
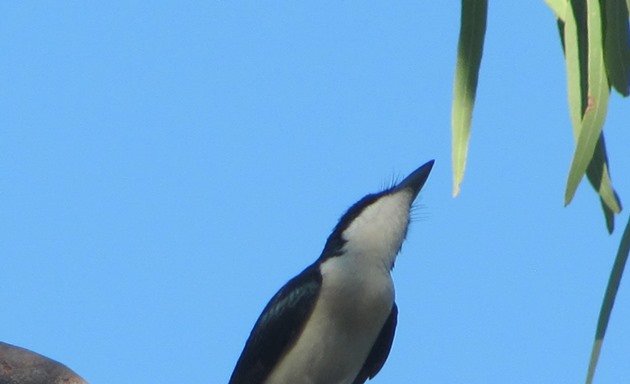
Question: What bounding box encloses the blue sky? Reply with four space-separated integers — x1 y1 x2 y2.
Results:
2 2 630 383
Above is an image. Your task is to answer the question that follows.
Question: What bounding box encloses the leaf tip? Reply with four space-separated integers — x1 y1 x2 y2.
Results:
453 184 461 198
564 189 575 207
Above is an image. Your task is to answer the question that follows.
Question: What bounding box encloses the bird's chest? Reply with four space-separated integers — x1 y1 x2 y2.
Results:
320 257 394 324
264 259 394 384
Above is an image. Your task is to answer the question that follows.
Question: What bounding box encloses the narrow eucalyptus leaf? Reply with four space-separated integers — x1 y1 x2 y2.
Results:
561 3 621 229
565 0 610 206
585 215 630 384
451 0 488 197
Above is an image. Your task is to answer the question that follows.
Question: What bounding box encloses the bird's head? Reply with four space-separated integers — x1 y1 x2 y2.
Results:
319 160 434 269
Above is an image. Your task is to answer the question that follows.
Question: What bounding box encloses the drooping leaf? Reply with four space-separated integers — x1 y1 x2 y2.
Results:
565 0 611 207
602 0 630 96
451 0 488 197
561 2 621 232
585 214 630 384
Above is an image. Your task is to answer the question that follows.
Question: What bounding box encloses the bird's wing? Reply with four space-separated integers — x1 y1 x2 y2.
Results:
352 303 398 384
228 264 322 384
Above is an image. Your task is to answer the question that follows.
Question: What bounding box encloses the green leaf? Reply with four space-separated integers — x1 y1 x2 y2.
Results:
585 214 630 384
602 0 630 96
451 0 488 197
565 0 611 206
561 2 621 231
561 3 621 230
545 0 567 20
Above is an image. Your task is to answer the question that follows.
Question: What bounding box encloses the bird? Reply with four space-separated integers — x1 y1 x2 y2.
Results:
229 160 434 384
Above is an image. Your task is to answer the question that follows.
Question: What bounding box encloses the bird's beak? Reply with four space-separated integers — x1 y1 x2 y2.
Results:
393 160 434 200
